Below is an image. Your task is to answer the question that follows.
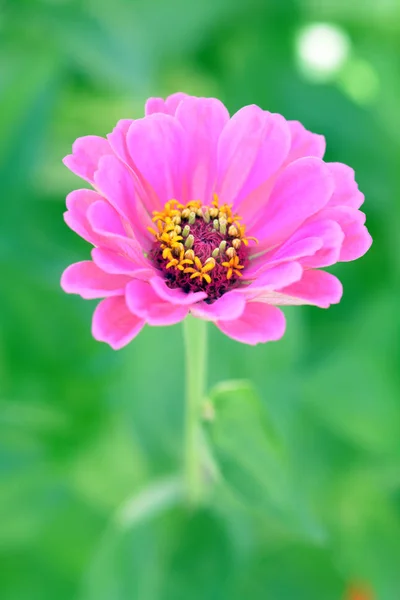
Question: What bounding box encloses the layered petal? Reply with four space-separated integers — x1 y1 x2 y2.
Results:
326 163 364 209
286 120 326 162
87 200 148 262
224 118 324 228
175 97 229 201
165 92 191 114
190 291 246 321
145 92 189 116
217 302 286 345
125 280 189 325
64 189 105 246
107 119 134 166
290 219 344 268
65 190 149 265
94 154 139 222
61 261 130 299
252 269 343 308
149 276 207 305
245 238 322 277
63 135 111 184
145 97 167 116
216 106 291 221
316 206 372 262
93 156 153 249
108 119 162 215
243 261 304 292
126 113 188 205
86 199 127 237
252 157 335 249
92 296 145 350
91 248 154 279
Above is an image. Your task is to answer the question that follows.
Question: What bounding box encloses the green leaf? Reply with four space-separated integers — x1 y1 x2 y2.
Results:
204 380 324 541
82 479 235 600
158 508 234 600
83 477 184 600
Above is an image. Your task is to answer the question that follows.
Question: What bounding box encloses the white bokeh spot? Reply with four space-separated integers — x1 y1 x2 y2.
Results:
296 23 351 82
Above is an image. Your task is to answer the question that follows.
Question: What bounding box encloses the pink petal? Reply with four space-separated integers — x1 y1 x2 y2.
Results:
165 92 191 114
341 225 372 262
149 276 207 305
326 163 364 209
64 189 105 246
107 119 134 166
252 157 334 250
145 92 189 116
92 296 145 350
268 238 323 267
61 261 130 299
295 219 344 268
87 200 148 263
94 154 138 222
63 135 111 184
246 237 322 277
175 97 229 201
217 302 286 345
107 120 162 218
125 280 188 326
239 120 325 224
93 156 153 249
216 106 291 219
107 119 161 221
253 269 343 308
145 97 168 116
126 113 188 205
317 206 372 262
286 120 326 163
242 262 304 295
91 248 154 279
86 199 126 236
190 291 246 321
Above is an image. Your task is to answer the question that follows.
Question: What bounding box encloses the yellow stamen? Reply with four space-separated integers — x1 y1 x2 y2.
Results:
232 238 241 250
222 255 244 280
185 249 195 261
228 225 238 237
152 199 183 222
149 195 257 286
184 256 215 284
166 246 194 271
162 247 173 260
186 200 202 210
236 223 258 245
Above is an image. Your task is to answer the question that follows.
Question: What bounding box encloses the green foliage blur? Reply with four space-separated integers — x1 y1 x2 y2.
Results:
1 0 399 598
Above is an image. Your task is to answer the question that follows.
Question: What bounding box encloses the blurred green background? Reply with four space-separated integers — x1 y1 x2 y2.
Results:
1 0 399 598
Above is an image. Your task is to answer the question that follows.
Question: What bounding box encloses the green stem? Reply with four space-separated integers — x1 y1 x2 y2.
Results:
183 315 207 506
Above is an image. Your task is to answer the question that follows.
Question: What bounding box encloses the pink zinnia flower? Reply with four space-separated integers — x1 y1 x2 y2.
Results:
61 92 372 348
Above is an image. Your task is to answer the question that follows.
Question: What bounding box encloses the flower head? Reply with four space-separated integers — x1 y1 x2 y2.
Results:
148 195 252 299
61 92 372 348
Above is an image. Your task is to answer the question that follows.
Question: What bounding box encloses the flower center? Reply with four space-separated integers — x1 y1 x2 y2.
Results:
148 195 257 301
